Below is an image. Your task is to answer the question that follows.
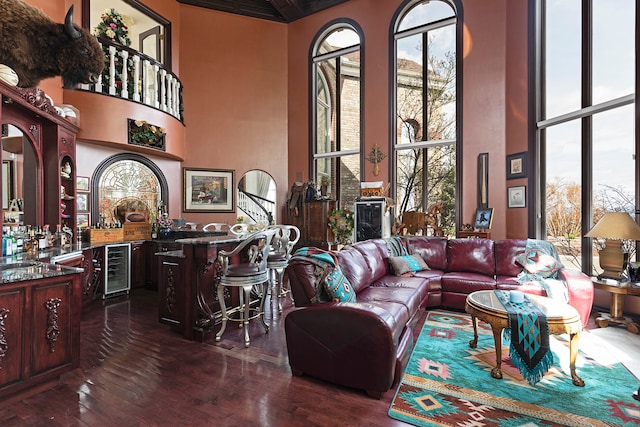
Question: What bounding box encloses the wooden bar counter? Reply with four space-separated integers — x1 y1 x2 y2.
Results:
158 235 244 342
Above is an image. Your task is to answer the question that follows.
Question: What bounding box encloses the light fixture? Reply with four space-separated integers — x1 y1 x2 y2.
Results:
585 212 640 280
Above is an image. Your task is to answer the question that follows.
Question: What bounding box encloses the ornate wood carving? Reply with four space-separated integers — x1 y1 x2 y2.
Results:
45 298 62 353
0 308 9 369
16 87 55 114
29 123 39 141
166 268 176 313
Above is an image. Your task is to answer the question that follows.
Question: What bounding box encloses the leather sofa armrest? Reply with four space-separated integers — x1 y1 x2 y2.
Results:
557 268 594 326
284 303 401 395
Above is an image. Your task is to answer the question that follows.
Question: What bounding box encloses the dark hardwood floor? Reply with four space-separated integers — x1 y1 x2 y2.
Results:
0 289 413 426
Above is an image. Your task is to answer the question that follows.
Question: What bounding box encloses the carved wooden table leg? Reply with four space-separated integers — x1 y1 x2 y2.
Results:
490 324 504 379
568 332 584 386
469 315 478 348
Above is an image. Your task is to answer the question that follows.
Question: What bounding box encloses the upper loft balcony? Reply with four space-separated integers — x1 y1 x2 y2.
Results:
64 38 185 160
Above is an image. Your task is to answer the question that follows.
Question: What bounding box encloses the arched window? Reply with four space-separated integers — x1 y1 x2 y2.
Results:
392 0 459 237
90 154 168 227
535 0 637 274
311 21 363 207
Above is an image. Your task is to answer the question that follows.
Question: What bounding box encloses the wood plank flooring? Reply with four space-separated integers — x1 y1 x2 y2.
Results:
1 288 636 426
0 289 412 426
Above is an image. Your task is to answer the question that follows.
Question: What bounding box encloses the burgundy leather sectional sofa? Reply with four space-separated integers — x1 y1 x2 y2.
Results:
284 236 594 398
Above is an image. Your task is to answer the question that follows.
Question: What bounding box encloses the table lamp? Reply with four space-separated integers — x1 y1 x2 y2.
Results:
585 212 640 280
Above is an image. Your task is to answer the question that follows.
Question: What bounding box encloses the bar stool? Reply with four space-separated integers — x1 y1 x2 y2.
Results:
215 228 277 347
267 225 300 312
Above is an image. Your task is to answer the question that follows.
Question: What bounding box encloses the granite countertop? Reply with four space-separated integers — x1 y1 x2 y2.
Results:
175 234 243 245
0 260 83 284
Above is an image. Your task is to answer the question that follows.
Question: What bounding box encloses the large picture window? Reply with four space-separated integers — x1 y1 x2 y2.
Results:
392 0 458 237
536 0 637 275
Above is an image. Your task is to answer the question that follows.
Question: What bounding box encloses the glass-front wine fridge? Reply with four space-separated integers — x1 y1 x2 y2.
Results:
103 243 131 298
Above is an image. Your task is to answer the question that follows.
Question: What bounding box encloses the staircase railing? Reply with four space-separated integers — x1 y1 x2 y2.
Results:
76 37 183 122
237 190 275 225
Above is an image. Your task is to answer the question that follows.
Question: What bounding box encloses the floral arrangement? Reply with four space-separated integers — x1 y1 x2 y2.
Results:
93 8 131 46
328 208 354 243
156 212 173 229
129 119 167 150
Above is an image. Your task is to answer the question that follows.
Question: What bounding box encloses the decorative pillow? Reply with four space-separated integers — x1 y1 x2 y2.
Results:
389 254 430 276
516 248 560 278
323 266 356 302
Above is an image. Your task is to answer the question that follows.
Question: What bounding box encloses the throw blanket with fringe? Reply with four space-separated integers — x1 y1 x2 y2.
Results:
495 290 553 386
290 247 354 303
517 239 568 303
385 236 409 256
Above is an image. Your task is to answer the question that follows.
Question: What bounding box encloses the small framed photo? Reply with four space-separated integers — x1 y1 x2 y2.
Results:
76 176 90 191
474 208 494 230
183 168 235 212
506 152 527 180
508 186 526 208
77 213 90 229
76 192 89 213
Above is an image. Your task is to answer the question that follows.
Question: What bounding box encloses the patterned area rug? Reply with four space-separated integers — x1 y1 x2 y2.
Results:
388 310 640 426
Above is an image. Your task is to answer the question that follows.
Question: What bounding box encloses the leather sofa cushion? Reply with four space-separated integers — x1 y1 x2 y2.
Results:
370 275 432 308
357 286 422 325
406 237 448 271
352 239 392 282
441 271 496 293
334 247 375 293
494 239 527 277
446 238 495 276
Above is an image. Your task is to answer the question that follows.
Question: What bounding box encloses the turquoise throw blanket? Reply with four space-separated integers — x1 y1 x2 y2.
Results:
495 290 553 386
290 247 355 303
385 236 409 256
517 239 568 302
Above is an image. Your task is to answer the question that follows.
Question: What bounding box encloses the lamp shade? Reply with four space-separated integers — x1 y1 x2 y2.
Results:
585 212 640 240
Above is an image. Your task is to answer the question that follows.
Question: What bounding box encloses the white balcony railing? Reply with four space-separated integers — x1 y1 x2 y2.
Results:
77 38 183 121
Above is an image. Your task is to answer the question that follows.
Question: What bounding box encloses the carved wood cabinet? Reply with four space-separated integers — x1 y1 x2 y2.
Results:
286 199 336 248
0 273 82 402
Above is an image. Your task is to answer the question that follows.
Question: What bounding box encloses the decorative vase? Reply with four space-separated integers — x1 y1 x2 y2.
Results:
157 227 172 240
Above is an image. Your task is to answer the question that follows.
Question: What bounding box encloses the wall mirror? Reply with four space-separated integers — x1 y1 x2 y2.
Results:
1 123 39 225
237 170 276 225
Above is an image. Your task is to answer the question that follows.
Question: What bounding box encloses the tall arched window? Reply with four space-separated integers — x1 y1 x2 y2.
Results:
535 0 637 275
392 0 459 237
311 21 363 208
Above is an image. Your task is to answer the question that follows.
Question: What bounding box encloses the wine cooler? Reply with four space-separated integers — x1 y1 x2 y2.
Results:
103 243 131 298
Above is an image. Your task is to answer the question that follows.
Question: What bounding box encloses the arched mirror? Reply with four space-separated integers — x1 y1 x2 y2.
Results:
1 123 39 226
237 170 276 225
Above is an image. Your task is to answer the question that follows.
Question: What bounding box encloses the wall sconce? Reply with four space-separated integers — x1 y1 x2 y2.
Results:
585 212 640 280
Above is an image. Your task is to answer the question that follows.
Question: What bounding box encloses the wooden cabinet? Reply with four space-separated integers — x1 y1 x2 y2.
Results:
0 272 81 402
157 252 186 329
287 200 336 248
131 242 145 288
145 240 182 290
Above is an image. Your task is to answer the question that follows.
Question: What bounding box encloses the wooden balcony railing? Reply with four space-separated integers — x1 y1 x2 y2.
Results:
76 38 183 122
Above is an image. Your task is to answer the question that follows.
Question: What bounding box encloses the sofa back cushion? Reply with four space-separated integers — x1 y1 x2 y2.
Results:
406 236 448 271
334 246 376 294
446 238 495 276
351 239 392 282
494 239 527 277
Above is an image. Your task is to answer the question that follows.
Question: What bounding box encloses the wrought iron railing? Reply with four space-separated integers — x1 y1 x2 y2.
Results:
237 190 275 225
76 38 183 122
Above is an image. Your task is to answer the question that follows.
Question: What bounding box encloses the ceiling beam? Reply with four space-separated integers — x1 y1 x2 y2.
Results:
268 0 304 21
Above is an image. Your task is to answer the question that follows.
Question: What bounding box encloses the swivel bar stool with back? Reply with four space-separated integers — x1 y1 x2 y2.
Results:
215 228 277 347
267 225 300 312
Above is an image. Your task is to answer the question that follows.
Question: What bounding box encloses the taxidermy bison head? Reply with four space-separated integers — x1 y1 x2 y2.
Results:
0 1 105 88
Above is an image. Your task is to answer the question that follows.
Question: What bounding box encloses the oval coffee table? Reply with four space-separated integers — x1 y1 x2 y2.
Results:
465 290 584 386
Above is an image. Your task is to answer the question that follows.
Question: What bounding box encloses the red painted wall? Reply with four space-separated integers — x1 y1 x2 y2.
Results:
178 5 288 225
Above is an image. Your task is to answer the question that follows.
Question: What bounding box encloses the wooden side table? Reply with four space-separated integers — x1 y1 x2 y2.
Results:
458 230 491 239
591 277 640 334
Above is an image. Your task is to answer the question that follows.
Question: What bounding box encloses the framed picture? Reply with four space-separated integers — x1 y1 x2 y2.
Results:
506 151 527 180
2 160 14 210
474 208 494 230
508 185 527 208
477 152 489 209
183 168 235 212
76 176 90 191
76 192 90 213
77 213 90 229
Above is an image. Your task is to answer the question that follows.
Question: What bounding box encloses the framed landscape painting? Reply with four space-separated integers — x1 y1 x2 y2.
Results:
183 168 234 212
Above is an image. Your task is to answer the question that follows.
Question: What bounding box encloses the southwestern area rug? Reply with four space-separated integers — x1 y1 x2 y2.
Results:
388 310 640 427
